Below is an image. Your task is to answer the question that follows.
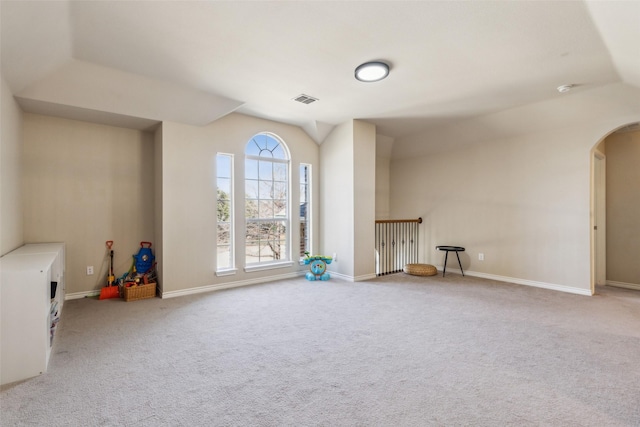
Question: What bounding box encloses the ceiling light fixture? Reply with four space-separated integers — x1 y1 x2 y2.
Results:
355 61 390 82
557 84 574 93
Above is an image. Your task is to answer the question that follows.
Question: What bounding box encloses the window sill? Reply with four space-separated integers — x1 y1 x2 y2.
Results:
244 261 295 273
216 268 238 277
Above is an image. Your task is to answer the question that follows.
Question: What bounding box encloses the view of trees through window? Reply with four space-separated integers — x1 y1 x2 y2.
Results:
216 154 233 270
299 164 310 257
245 133 289 264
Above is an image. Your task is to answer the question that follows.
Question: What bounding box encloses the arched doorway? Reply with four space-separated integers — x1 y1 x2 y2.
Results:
591 122 640 295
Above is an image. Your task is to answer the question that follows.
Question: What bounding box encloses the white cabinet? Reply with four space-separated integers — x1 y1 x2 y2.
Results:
1 243 65 385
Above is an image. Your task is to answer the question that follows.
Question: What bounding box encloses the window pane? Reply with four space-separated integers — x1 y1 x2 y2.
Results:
267 242 281 260
279 239 287 258
273 163 286 180
245 159 259 180
259 200 274 218
217 177 231 194
246 140 261 157
265 135 278 152
273 182 287 198
244 133 290 265
245 180 259 199
217 156 231 177
217 223 230 244
272 144 285 159
259 181 274 200
259 160 272 180
274 200 287 217
245 199 259 218
216 153 234 271
300 184 307 203
217 246 231 269
299 164 310 257
246 222 259 239
260 249 275 262
217 200 231 222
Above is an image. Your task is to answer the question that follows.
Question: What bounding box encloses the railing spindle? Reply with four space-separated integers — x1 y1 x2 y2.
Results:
375 217 422 276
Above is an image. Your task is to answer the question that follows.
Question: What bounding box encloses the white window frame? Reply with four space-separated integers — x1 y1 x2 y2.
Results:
299 163 312 262
216 153 236 276
244 133 293 271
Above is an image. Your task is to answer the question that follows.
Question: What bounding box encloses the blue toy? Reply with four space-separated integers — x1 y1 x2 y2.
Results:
134 241 155 274
304 255 332 281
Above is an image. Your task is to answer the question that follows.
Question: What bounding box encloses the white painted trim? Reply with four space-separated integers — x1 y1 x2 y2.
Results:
607 280 640 291
66 290 101 300
215 268 238 277
461 269 592 296
244 260 294 273
354 273 377 281
161 271 303 299
326 271 353 282
323 271 376 282
68 269 594 300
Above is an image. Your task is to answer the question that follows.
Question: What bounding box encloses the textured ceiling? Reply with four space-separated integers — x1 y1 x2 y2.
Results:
1 1 638 144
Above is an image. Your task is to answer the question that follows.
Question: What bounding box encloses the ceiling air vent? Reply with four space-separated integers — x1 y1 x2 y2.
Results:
293 94 319 105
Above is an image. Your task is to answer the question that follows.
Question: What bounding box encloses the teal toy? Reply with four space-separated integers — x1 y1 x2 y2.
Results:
304 255 332 281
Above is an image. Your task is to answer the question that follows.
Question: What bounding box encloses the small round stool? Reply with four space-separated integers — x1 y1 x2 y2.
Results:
403 263 438 277
436 246 465 277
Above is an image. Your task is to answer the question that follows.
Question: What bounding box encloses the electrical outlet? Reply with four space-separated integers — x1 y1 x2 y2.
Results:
86 266 94 275
478 253 484 261
333 253 337 262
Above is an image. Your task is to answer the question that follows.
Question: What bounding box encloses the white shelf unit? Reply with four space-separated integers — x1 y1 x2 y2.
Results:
1 243 65 385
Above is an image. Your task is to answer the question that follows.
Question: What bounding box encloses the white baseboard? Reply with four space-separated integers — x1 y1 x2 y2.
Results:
354 273 378 281
67 268 595 300
606 280 640 291
438 267 592 296
325 271 376 282
327 271 352 281
66 290 101 300
161 271 303 299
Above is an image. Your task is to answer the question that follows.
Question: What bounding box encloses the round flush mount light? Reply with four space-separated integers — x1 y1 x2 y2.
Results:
355 61 390 82
557 84 574 93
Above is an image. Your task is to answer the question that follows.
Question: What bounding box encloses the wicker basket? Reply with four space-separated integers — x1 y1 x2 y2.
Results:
403 264 437 277
122 283 156 302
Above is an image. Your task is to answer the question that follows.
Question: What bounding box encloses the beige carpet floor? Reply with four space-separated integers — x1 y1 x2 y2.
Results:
2 273 639 426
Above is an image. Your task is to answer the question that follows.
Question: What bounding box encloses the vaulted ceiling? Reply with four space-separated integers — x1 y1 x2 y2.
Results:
1 1 639 145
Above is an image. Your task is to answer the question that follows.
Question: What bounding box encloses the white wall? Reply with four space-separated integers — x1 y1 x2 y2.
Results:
375 134 394 220
392 127 590 290
353 120 376 279
154 124 164 293
391 83 640 295
320 121 355 278
22 114 155 295
159 113 319 296
320 120 377 280
0 76 24 255
12 81 638 297
18 111 320 297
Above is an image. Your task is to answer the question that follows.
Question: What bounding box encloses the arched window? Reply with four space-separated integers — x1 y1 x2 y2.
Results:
244 133 290 266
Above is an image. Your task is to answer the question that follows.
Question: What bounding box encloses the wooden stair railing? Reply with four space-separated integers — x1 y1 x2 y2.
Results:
375 217 422 276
